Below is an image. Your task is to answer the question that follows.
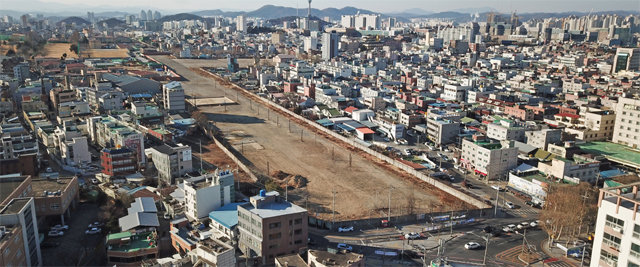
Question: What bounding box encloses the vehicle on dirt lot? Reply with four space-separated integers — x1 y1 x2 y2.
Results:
338 226 354 232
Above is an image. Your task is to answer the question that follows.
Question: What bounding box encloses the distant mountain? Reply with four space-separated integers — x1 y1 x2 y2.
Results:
188 5 381 20
98 18 125 27
191 9 243 17
452 7 498 14
94 11 130 18
158 13 203 23
58 16 91 25
389 8 434 16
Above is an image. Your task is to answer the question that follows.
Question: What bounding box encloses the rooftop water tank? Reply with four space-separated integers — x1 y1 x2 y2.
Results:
259 189 266 197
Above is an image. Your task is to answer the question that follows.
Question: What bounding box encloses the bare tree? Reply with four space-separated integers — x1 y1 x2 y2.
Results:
540 182 597 246
406 187 416 215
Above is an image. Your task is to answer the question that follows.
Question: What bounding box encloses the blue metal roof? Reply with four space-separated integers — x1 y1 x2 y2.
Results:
336 123 354 132
208 202 246 229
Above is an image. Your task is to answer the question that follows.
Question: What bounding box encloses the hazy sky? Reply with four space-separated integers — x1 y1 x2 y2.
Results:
1 0 639 13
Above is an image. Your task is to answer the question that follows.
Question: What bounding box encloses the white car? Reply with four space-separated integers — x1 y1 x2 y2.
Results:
338 226 354 232
505 202 515 209
517 222 530 229
337 243 353 251
91 178 99 184
85 227 101 235
503 224 516 233
464 242 481 250
48 230 64 237
51 224 69 231
404 232 421 239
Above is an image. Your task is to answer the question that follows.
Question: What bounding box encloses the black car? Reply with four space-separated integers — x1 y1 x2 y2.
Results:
482 226 494 233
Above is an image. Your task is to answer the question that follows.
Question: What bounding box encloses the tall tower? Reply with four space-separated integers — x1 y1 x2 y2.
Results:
307 0 312 20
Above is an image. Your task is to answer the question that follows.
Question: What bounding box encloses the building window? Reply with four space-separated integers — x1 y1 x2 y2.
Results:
603 233 621 251
294 218 302 225
294 229 302 235
632 243 640 260
269 233 282 240
605 215 624 231
294 239 303 244
269 222 281 229
634 224 640 239
600 250 618 266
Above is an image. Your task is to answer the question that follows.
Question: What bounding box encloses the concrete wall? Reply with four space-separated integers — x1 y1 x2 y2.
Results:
204 70 489 210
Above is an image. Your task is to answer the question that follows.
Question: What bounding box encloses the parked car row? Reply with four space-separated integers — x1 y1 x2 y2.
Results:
47 224 69 237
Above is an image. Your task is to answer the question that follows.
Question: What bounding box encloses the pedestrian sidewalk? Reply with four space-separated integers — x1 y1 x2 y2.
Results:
540 240 584 267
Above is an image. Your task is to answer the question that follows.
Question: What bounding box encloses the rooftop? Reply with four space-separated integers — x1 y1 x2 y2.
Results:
0 198 30 215
209 202 246 229
31 177 75 197
579 141 640 169
599 182 640 212
0 175 28 203
107 231 157 252
309 249 364 265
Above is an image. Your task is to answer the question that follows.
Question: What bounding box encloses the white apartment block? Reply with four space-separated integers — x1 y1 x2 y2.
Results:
591 182 640 267
613 97 640 149
163 81 185 113
487 121 525 142
183 171 234 220
461 139 518 180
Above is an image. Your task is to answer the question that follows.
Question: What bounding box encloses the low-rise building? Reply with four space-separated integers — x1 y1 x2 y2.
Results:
238 191 308 265
461 139 518 180
537 157 600 183
486 121 525 142
163 81 185 113
106 231 158 266
525 128 562 150
183 171 235 220
101 147 138 177
150 143 192 185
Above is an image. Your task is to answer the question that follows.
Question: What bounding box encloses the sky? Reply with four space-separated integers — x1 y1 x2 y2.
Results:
1 0 638 14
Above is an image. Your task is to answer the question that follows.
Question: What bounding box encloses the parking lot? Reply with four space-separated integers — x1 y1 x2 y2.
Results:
41 202 105 266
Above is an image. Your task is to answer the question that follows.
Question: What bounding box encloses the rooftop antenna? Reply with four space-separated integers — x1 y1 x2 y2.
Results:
308 0 312 20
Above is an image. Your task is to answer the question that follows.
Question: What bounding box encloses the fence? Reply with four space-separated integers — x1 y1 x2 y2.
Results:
203 70 490 210
199 123 259 183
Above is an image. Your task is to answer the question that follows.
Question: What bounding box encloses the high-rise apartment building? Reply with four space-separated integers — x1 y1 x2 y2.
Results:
321 32 338 61
612 47 640 73
236 15 246 33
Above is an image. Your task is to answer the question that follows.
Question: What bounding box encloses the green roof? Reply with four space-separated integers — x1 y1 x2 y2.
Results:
108 232 156 252
460 117 477 124
534 150 556 161
107 231 132 240
579 142 640 169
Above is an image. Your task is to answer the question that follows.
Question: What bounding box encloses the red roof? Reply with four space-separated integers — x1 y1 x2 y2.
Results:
344 106 359 114
555 113 580 119
356 127 375 134
398 159 427 170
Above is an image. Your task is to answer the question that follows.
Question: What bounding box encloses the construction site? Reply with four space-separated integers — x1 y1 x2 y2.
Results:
152 56 473 221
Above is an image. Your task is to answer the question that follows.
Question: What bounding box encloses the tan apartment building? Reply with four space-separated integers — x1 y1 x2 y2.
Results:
613 97 640 149
238 191 308 265
0 198 42 266
461 139 518 180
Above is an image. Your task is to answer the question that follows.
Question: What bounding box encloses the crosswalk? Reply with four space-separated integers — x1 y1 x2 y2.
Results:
506 207 541 218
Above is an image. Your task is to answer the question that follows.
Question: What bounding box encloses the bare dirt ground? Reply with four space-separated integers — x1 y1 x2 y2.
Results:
152 56 464 220
42 43 75 59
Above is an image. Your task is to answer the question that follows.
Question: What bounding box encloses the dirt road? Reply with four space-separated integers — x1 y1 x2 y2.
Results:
153 56 460 220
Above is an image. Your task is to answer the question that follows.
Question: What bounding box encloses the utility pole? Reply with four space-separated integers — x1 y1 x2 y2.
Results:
276 116 279 126
267 161 270 176
285 184 288 201
349 153 352 167
300 130 303 142
332 189 337 229
288 120 291 133
483 234 490 265
494 187 500 217
388 186 394 222
332 147 335 161
450 210 453 236
199 139 203 172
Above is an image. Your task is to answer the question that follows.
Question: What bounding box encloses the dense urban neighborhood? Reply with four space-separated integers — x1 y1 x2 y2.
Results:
0 2 639 267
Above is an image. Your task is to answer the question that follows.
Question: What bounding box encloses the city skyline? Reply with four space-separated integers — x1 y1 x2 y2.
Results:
1 0 638 15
